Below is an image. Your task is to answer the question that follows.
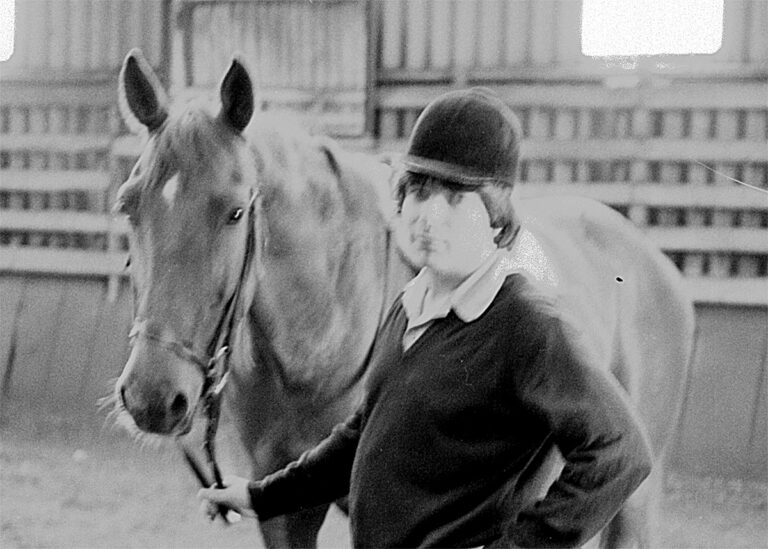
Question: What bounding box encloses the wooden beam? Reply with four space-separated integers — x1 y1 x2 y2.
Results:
646 227 768 254
0 248 128 277
0 211 128 235
686 277 768 306
0 170 110 193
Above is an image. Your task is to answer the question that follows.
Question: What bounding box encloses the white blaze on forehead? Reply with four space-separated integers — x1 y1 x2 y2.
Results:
162 173 180 207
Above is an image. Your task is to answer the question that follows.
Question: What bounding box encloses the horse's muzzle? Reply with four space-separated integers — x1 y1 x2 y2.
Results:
118 377 192 435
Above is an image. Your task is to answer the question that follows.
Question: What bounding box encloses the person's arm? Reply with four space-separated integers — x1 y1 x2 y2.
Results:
249 408 363 519
499 313 653 548
198 407 363 520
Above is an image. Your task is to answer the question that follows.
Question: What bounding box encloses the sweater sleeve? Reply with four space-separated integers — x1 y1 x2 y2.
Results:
500 313 653 548
248 407 363 520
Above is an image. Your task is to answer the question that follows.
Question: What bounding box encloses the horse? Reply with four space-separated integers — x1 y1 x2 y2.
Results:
113 49 694 549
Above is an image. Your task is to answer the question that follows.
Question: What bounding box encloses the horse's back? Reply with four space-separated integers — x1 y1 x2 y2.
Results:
517 195 694 452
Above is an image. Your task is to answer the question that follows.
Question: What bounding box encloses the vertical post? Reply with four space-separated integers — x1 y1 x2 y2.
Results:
364 0 381 139
157 0 174 88
177 2 196 88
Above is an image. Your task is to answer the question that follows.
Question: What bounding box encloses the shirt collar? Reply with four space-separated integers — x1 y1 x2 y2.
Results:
401 226 560 326
402 248 515 326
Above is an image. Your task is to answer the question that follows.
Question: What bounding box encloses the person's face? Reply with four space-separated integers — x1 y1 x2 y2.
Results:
398 180 498 282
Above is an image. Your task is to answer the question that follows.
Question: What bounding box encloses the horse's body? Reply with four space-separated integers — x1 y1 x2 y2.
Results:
114 50 693 548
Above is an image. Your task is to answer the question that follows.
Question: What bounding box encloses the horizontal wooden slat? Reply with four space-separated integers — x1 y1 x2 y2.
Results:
0 211 128 235
517 182 766 210
1 134 113 153
686 277 768 306
379 137 768 163
647 227 768 254
376 81 768 110
0 80 117 104
522 139 768 164
0 247 128 277
0 170 111 193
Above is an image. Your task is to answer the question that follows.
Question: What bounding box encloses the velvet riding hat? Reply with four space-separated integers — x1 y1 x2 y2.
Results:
401 87 523 188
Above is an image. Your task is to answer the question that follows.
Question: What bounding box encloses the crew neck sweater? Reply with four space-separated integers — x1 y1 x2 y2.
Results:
248 274 652 548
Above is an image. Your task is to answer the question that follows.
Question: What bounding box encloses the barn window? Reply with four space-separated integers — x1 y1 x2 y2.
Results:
0 0 13 62
581 0 724 56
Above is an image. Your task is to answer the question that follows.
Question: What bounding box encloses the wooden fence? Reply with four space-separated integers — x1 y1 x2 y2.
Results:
0 0 766 478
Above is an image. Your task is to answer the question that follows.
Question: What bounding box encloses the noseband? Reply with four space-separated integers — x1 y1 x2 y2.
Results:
126 189 259 523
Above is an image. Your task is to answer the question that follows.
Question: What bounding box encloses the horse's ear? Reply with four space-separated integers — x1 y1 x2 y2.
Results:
219 56 254 133
118 48 168 133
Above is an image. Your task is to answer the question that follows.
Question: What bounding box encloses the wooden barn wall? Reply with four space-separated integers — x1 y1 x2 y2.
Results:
1 0 167 80
376 0 768 79
179 0 365 91
0 276 132 424
671 304 768 481
1 275 766 479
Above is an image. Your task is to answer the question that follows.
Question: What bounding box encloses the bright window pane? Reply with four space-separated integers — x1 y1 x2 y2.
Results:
582 0 724 56
0 0 14 62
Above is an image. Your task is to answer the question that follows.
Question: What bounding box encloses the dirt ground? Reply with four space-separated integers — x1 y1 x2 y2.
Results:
1 417 766 549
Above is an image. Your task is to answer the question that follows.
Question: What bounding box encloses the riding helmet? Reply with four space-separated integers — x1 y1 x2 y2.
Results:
401 87 522 188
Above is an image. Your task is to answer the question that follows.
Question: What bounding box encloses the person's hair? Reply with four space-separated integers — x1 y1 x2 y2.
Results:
394 170 520 250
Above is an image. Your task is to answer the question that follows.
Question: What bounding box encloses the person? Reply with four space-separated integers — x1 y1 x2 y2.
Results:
198 87 653 548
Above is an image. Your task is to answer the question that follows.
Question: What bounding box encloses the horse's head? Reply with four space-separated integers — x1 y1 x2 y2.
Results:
114 49 259 435
113 50 398 438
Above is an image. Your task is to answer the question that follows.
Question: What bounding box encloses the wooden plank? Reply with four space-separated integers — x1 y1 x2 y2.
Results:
476 0 503 68
428 0 452 71
380 0 404 70
44 278 104 414
48 0 68 71
0 211 128 235
71 0 91 72
646 227 768 254
377 82 640 109
748 340 767 474
4 277 65 411
375 81 768 110
0 134 113 153
686 278 768 306
747 0 768 64
0 170 110 193
452 0 477 82
555 0 582 66
0 248 128 277
529 0 556 65
674 305 768 478
505 0 530 66
520 139 768 163
405 0 429 70
106 0 123 71
0 277 26 402
80 280 133 410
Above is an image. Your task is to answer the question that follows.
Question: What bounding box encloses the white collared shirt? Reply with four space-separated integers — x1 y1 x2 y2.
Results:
400 227 559 351
401 250 508 351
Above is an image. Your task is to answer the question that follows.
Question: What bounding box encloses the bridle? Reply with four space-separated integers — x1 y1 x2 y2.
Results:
126 189 259 523
124 169 394 524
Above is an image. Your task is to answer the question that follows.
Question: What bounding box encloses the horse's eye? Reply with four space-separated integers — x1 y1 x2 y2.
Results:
226 207 244 225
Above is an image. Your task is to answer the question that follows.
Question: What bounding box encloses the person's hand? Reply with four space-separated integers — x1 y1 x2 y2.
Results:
197 475 256 520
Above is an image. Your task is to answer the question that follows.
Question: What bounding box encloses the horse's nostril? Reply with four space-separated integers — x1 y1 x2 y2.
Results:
169 393 188 420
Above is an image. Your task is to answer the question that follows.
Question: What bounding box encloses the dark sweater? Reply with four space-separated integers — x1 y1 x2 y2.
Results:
249 274 652 548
